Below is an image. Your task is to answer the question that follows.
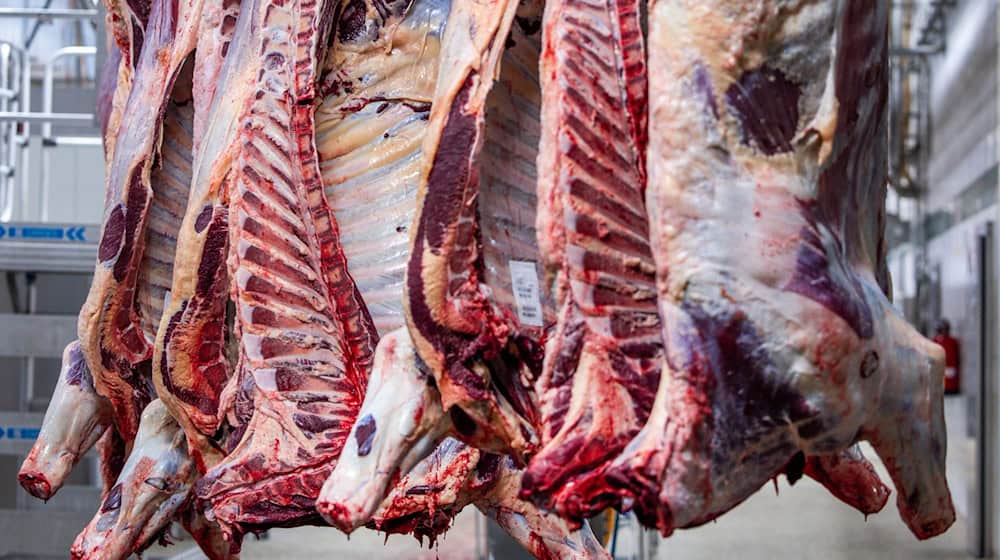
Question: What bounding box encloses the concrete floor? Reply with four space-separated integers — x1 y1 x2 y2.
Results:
153 419 975 560
237 513 482 560
657 471 969 560
137 399 976 560
219 470 969 560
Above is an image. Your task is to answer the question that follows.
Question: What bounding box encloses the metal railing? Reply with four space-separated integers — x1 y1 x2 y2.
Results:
0 7 100 19
0 7 103 223
0 41 30 222
40 45 99 221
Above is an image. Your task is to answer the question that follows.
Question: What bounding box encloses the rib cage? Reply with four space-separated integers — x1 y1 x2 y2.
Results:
195 0 379 538
316 0 447 336
319 103 427 334
137 100 195 340
522 0 661 521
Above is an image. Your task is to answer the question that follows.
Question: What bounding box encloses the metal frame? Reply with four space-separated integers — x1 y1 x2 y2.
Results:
0 510 98 557
0 5 102 223
0 111 93 123
974 223 997 558
40 45 99 221
0 7 107 558
0 40 30 223
0 313 77 361
0 7 99 19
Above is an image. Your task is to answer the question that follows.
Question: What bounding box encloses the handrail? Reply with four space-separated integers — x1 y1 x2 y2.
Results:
0 42 27 221
40 46 98 221
0 7 99 19
41 46 98 140
0 112 94 123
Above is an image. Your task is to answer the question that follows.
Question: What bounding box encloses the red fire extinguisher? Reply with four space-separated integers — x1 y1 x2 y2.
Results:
932 319 961 395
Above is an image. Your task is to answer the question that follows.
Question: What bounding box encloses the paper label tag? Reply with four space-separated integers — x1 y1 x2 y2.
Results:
509 260 543 327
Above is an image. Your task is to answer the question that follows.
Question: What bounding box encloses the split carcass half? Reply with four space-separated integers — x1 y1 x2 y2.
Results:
320 0 547 526
606 0 953 539
309 0 452 527
403 0 547 457
21 0 235 554
190 0 379 540
522 0 662 520
66 50 231 555
19 19 199 501
78 0 207 444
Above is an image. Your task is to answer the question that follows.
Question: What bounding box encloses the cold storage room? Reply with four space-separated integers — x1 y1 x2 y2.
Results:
0 0 995 558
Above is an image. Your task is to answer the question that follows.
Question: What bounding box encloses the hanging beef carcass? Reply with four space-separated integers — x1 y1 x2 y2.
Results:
157 0 436 540
605 0 954 539
189 0 379 539
21 1 234 556
320 4 554 524
403 0 546 457
19 19 137 501
303 0 451 526
78 0 208 447
18 9 200 501
522 0 662 520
